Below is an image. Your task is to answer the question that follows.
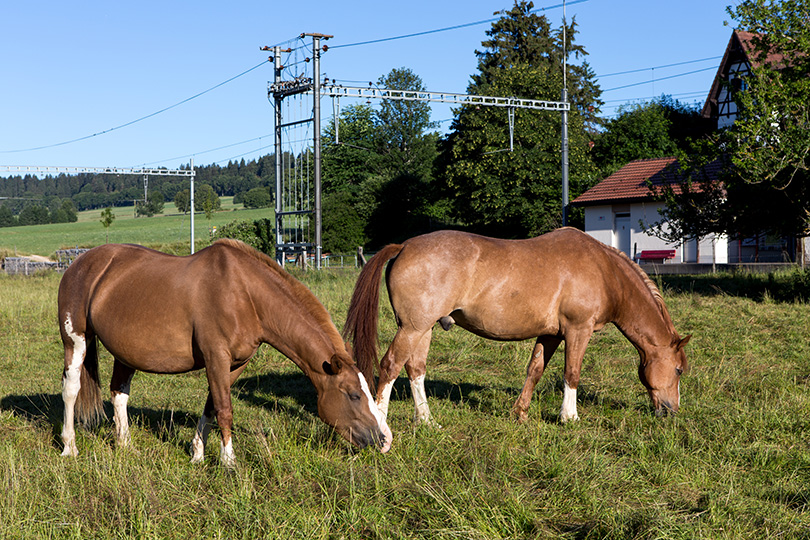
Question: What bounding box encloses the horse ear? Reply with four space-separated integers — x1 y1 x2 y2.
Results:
323 354 344 376
676 334 692 351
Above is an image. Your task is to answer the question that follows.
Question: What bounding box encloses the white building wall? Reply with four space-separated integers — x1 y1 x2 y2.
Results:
582 202 729 263
582 205 613 247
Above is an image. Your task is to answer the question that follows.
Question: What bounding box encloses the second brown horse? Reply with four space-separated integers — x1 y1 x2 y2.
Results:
343 228 690 434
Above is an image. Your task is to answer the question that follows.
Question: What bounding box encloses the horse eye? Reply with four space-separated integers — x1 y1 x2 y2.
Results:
676 368 684 376
349 392 362 402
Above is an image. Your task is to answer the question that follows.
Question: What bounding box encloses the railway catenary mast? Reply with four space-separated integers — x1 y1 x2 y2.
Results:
266 15 571 267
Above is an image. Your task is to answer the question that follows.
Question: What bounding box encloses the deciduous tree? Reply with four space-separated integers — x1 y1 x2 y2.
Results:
439 1 601 237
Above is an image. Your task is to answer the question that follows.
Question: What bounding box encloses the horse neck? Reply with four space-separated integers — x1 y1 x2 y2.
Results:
255 281 343 378
611 265 675 351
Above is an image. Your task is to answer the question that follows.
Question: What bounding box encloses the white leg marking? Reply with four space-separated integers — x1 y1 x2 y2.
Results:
376 379 396 419
220 438 236 468
410 374 439 427
112 391 131 447
190 414 211 463
61 314 85 457
560 379 579 422
357 373 392 453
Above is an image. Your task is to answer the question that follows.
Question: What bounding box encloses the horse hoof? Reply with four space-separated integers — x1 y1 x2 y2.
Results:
513 412 529 424
415 417 442 429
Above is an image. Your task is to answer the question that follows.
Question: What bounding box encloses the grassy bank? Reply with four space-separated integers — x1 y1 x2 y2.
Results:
0 198 272 257
0 269 809 539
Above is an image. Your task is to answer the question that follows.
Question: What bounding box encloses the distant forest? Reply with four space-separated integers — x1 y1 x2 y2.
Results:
0 156 274 225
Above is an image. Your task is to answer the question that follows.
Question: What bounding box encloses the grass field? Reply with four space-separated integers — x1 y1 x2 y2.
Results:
1 265 809 539
0 198 272 257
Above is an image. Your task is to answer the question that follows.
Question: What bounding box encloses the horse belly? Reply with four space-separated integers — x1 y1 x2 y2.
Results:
88 285 200 373
451 299 559 341
95 319 200 373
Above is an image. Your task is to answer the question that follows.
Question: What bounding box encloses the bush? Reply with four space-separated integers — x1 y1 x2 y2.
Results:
213 218 274 255
241 187 273 209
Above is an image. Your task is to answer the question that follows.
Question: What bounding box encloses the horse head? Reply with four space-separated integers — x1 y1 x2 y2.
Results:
638 334 691 417
316 351 392 453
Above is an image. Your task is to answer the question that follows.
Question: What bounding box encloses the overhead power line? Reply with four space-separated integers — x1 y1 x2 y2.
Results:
601 66 718 93
330 0 589 49
0 60 270 155
598 56 722 78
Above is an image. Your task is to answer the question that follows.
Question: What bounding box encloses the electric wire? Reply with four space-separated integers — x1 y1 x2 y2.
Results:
1 60 270 154
330 0 589 49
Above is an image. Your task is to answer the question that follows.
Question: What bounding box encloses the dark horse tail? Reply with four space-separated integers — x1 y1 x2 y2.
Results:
343 244 404 393
74 334 106 426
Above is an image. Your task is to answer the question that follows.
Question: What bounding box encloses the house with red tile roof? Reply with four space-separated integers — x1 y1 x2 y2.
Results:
573 30 806 265
571 157 728 264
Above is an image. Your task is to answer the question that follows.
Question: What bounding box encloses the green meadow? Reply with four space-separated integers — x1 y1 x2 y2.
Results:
1 215 809 538
0 198 272 257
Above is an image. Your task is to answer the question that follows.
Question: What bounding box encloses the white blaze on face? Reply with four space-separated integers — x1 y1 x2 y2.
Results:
357 373 392 453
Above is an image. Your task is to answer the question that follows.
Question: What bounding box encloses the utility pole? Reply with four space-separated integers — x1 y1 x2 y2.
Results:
272 45 283 264
190 158 195 254
561 0 570 227
306 32 329 269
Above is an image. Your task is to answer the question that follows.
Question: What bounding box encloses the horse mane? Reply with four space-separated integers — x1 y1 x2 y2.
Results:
599 241 675 331
213 239 346 352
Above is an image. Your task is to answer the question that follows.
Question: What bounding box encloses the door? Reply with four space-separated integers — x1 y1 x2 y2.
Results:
614 213 631 257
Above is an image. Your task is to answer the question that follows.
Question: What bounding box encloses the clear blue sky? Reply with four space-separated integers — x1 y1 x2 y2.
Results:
0 0 739 174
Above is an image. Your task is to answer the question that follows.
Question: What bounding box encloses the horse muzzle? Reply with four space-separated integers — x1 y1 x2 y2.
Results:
349 425 391 453
654 399 678 418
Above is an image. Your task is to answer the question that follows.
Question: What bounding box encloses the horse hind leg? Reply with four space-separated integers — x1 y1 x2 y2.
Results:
512 336 562 423
402 329 438 427
110 360 135 448
375 327 434 426
60 314 87 457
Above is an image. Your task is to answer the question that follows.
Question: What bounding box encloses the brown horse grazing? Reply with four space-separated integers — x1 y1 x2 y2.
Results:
343 228 690 432
58 239 391 466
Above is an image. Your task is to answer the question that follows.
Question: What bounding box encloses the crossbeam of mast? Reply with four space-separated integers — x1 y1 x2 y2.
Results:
320 85 569 112
0 166 194 177
0 164 198 253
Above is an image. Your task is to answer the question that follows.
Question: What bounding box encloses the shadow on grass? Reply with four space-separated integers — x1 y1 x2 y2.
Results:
658 271 810 303
0 370 648 457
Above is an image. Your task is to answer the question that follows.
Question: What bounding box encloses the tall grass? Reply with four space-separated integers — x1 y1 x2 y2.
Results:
1 269 809 538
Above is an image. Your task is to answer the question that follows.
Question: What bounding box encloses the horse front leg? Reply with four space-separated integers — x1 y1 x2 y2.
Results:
512 336 562 423
560 328 593 423
191 394 214 464
193 360 247 467
110 360 135 448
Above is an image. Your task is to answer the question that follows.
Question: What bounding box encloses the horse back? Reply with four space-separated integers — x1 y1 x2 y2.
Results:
385 228 627 339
